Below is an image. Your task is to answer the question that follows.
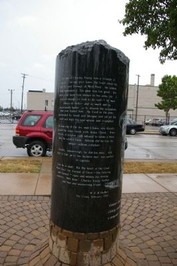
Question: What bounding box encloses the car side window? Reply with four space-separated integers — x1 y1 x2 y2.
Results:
22 115 41 126
44 116 53 128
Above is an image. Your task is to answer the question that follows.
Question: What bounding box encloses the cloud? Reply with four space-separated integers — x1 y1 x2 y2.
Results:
33 63 45 70
16 16 37 28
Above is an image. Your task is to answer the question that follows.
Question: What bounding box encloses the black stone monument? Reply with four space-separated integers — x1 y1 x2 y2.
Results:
51 40 129 233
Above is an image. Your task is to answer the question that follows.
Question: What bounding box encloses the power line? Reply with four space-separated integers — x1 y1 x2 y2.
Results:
28 74 53 82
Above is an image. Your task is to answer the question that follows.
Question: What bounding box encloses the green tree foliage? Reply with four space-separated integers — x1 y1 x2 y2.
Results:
120 0 177 63
155 75 177 120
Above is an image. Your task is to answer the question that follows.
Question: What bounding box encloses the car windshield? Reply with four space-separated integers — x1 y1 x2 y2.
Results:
171 120 177 125
126 118 135 124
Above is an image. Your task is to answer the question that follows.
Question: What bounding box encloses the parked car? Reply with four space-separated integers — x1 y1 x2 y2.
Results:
126 118 145 135
13 110 53 157
0 111 5 116
12 112 22 120
170 118 177 125
13 110 128 157
159 121 177 136
145 118 152 125
151 118 166 126
0 111 10 117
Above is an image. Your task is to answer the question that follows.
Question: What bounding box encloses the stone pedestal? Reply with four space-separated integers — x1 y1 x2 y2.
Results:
49 222 120 265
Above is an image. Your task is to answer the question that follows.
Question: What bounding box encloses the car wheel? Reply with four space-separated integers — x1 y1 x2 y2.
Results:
27 141 47 157
169 128 177 136
129 128 136 135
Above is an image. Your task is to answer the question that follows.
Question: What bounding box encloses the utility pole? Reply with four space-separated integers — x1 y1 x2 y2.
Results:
8 89 14 122
8 89 15 110
21 73 28 113
135 74 140 122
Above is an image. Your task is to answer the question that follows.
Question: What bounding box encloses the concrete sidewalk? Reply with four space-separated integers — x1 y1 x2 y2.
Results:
0 157 177 195
0 157 52 195
0 158 177 265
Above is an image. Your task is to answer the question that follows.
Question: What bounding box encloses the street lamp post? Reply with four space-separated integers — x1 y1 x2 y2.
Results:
135 74 140 122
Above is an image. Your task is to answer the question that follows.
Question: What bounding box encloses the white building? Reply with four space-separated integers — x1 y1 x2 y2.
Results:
27 74 177 121
27 89 54 111
128 74 177 122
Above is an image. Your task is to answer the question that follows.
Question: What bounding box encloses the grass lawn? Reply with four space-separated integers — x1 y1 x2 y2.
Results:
0 159 177 174
124 161 177 174
0 159 42 173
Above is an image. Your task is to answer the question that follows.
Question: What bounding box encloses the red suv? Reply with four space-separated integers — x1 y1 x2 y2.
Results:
13 110 53 157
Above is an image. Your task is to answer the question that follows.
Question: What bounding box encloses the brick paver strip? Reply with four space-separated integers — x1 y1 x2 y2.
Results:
0 193 177 265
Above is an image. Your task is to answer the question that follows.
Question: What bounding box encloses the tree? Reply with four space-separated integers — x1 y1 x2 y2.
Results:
155 75 177 122
120 0 177 63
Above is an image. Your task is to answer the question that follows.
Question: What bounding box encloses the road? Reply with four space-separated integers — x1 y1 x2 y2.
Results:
0 122 27 157
0 122 177 159
125 134 177 160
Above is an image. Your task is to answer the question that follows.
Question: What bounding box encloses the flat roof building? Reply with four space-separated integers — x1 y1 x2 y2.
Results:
27 89 54 111
27 75 177 122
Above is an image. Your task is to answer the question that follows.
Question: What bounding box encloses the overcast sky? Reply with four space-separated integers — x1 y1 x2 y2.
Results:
1 0 177 109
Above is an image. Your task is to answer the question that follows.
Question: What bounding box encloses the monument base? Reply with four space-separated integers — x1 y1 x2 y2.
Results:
28 242 135 266
49 221 120 265
29 221 136 266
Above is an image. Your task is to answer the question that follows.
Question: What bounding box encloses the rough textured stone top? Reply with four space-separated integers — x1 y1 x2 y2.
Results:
58 40 129 65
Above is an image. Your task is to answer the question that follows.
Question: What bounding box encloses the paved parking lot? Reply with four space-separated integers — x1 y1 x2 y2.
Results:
1 121 177 160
